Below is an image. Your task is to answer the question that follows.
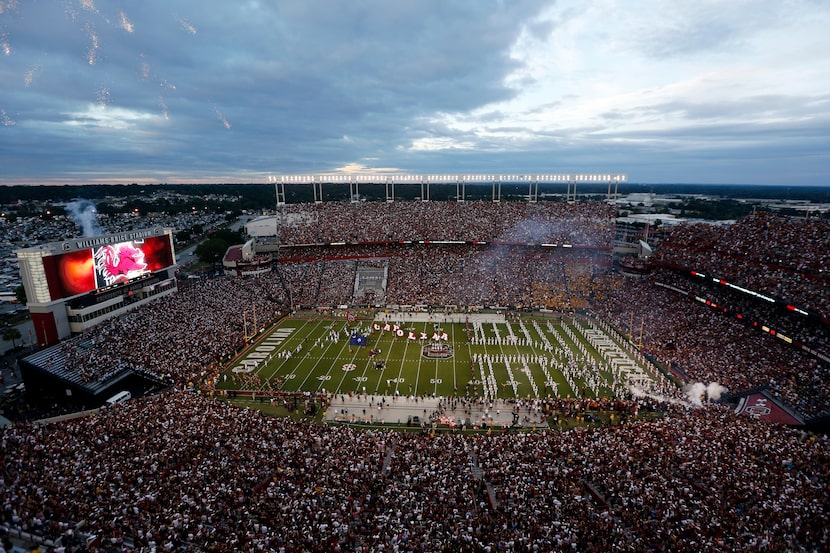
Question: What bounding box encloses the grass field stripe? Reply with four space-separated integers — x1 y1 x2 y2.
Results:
320 321 353 392
281 319 330 390
493 322 515 399
376 330 396 394
296 320 344 391
449 323 458 393
252 323 300 387
262 319 319 389
410 321 425 396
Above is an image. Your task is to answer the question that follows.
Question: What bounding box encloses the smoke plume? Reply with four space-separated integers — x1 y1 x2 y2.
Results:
683 381 728 406
65 199 103 237
705 382 727 401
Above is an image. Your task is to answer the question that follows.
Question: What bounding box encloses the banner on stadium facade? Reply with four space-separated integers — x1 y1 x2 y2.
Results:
734 389 804 425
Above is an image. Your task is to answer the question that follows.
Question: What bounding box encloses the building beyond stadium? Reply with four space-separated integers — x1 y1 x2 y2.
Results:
16 228 178 346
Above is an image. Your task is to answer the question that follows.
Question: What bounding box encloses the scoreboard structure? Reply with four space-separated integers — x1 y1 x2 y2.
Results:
16 228 178 346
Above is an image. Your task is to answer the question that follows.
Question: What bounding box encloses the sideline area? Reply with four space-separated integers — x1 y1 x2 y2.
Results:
324 393 548 429
375 311 507 324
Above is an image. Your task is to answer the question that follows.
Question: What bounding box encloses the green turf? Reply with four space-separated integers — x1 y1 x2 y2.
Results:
217 315 655 400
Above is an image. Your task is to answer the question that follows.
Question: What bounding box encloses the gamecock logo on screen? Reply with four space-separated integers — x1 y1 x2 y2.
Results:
94 241 149 287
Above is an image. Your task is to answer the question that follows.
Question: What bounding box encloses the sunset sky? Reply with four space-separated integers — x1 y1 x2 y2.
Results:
1 0 829 186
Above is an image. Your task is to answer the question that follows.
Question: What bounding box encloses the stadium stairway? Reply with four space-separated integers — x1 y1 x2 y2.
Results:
469 453 499 510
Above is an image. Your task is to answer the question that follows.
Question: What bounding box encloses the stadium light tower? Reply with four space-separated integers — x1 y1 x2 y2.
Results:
385 175 395 203
268 175 286 207
268 172 625 204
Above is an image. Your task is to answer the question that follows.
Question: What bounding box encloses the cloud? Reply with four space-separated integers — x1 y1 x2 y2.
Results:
0 0 828 185
63 104 161 130
331 162 402 174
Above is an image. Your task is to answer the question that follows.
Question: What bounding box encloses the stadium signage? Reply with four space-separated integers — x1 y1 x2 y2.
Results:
45 233 175 301
71 229 159 250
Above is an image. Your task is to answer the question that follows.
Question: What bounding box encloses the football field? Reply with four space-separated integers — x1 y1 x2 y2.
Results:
217 312 663 400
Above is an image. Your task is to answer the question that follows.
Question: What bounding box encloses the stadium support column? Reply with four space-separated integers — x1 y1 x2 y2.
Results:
528 175 538 203
350 176 359 204
457 176 465 202
275 180 286 207
313 177 323 204
269 175 286 207
492 176 501 202
385 176 395 203
421 177 429 202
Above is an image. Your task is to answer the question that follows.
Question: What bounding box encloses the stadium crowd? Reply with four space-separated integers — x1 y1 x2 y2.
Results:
38 204 827 420
58 276 288 386
273 243 612 310
0 391 827 552
271 200 616 245
4 202 830 551
595 275 830 417
657 211 830 315
649 265 829 356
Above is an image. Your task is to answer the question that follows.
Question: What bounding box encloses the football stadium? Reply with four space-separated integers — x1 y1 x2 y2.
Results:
4 182 830 552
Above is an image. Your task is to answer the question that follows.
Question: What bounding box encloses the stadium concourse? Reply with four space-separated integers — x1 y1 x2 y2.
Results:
1 200 829 552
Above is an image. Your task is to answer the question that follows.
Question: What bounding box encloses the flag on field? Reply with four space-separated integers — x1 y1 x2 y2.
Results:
440 332 449 341
407 331 417 340
346 311 356 322
349 333 367 346
420 332 428 340
383 323 391 332
392 324 401 333
373 323 381 331
432 332 440 341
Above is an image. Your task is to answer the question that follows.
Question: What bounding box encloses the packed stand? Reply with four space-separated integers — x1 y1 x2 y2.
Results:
652 265 830 358
594 275 830 417
273 200 616 246
59 276 288 387
657 211 830 315
0 391 826 552
275 243 615 310
276 259 357 308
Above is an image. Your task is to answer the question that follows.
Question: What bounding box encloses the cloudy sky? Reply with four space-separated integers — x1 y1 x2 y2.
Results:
1 0 829 186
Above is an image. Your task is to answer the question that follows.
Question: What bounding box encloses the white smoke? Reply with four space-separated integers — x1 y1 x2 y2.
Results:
65 199 103 237
630 381 728 409
629 385 692 408
683 382 728 406
684 382 707 406
705 382 727 401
